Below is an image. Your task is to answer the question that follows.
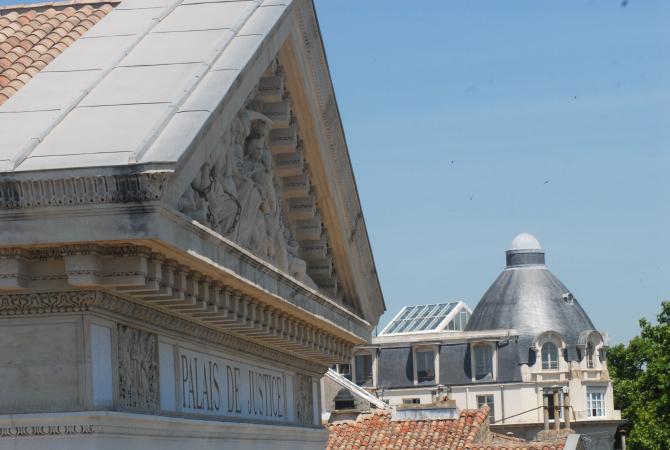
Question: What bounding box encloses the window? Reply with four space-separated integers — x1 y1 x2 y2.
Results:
587 389 605 417
334 399 355 410
335 363 352 380
382 303 458 334
402 398 421 405
447 308 470 330
473 344 493 380
459 309 470 328
541 342 559 370
586 343 596 369
476 395 495 423
416 349 435 383
355 354 373 386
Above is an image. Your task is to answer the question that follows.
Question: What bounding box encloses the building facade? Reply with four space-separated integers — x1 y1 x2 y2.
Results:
325 234 621 450
0 1 384 449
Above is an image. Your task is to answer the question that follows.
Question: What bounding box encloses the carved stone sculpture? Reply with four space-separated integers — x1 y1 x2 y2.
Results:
178 102 315 287
117 325 159 411
293 374 314 426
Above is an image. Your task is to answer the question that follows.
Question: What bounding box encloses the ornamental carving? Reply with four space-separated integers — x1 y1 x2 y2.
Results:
178 106 313 287
0 289 331 373
0 172 169 209
293 373 314 426
0 424 96 437
0 291 95 315
117 325 159 411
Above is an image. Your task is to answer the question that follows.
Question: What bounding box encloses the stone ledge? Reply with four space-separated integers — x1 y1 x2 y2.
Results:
0 411 327 449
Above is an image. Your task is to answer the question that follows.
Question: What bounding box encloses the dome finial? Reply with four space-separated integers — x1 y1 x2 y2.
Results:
509 233 543 251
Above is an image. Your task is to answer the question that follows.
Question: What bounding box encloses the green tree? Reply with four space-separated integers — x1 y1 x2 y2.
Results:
608 301 670 450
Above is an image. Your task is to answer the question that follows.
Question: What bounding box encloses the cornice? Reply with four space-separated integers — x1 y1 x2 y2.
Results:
0 289 326 374
0 243 359 365
0 171 171 210
287 0 385 321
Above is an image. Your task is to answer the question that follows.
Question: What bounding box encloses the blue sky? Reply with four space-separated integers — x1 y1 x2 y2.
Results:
0 0 667 343
313 0 670 343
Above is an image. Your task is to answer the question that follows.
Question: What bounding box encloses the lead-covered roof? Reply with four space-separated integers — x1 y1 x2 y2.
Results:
466 234 597 362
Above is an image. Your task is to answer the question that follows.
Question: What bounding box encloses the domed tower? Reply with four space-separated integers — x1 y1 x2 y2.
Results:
466 233 599 362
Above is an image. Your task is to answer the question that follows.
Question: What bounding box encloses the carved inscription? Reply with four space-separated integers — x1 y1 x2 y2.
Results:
117 325 159 411
179 349 287 423
293 373 314 426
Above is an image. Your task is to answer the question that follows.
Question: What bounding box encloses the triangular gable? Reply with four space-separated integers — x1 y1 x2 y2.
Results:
0 0 385 324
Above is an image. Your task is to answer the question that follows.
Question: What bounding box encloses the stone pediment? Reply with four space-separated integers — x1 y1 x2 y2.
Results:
0 0 384 329
175 63 348 308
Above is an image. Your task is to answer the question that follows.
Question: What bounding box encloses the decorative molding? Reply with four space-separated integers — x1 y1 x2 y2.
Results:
0 171 170 210
0 289 329 374
0 291 94 315
0 243 356 366
289 1 385 321
0 424 96 437
96 291 327 375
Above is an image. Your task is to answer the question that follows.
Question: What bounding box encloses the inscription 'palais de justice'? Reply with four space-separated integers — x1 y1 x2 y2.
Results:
180 350 285 420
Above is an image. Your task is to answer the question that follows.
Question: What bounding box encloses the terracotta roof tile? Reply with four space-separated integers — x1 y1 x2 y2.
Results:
0 0 117 106
327 405 566 450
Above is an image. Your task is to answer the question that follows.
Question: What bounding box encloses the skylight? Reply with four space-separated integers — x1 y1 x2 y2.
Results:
380 302 462 335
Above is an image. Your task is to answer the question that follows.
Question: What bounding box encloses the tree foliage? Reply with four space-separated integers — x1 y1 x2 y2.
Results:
608 301 670 450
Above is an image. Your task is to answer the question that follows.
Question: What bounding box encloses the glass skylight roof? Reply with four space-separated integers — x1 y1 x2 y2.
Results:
381 302 460 335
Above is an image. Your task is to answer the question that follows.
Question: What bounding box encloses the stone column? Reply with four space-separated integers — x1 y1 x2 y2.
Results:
564 390 571 430
553 387 560 432
543 391 550 431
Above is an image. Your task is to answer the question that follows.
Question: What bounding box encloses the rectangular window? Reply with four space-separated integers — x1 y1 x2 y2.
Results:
402 398 421 405
416 349 435 383
355 354 373 386
586 346 595 369
587 389 605 417
336 363 352 381
476 395 495 423
474 345 493 380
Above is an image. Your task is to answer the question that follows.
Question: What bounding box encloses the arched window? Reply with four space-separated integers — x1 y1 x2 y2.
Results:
473 344 493 380
586 343 596 369
541 342 559 370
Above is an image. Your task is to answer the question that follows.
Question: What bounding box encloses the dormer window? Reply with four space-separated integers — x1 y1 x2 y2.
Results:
541 342 559 370
416 349 435 383
354 354 373 386
586 343 596 369
473 344 494 380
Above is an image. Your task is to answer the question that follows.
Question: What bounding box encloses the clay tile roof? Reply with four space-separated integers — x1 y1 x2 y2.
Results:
0 0 117 106
327 405 566 450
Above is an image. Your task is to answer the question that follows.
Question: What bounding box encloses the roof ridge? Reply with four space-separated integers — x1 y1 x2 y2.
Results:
0 0 118 14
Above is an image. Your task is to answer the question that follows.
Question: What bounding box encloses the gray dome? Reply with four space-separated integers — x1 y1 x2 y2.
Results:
466 234 596 362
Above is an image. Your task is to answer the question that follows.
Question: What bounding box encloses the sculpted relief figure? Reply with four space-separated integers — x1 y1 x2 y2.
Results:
118 325 159 410
178 105 316 287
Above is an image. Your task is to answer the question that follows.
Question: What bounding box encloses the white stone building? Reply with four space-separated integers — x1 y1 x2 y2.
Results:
324 234 622 450
0 0 385 449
